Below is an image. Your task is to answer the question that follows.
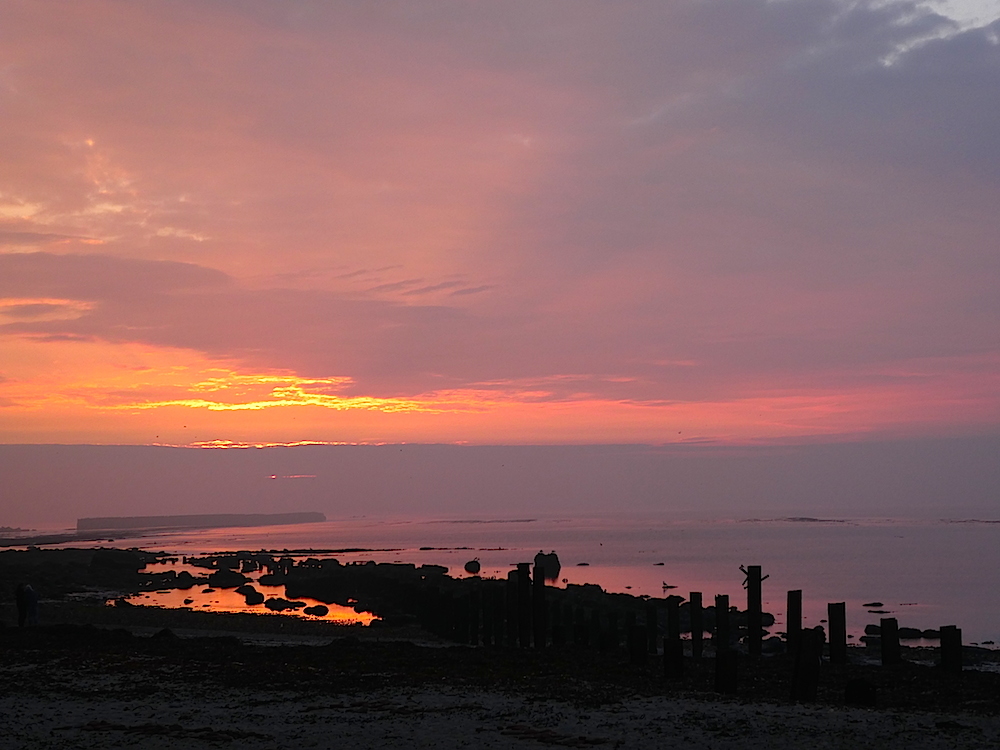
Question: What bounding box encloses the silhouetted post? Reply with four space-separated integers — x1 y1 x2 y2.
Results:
505 572 518 647
550 601 564 647
746 565 763 657
664 596 683 678
787 590 802 654
492 583 505 647
690 592 704 659
628 625 648 666
790 627 822 701
828 602 847 664
517 563 531 648
532 562 546 649
469 588 480 646
880 617 901 666
482 584 494 646
714 594 730 653
574 607 588 647
646 603 658 654
666 597 681 642
604 610 620 653
940 625 963 674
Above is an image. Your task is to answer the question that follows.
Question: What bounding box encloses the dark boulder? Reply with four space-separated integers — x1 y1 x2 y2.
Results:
264 597 307 612
303 605 329 617
207 569 248 589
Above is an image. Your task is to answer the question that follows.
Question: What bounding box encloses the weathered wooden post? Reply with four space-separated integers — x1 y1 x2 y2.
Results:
744 566 764 657
532 562 546 649
790 627 823 701
664 596 683 678
714 594 737 693
646 603 658 654
715 594 730 652
786 590 802 654
492 583 505 646
628 625 648 666
828 602 847 664
550 601 564 647
940 625 963 674
690 592 704 659
469 587 480 646
480 583 493 646
517 562 531 648
880 617 901 666
505 572 518 647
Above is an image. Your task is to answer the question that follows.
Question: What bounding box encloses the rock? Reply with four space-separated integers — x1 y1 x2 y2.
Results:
183 598 194 605
152 628 177 640
898 627 923 639
463 559 481 575
862 601 883 608
264 597 307 612
533 551 561 580
235 583 257 596
921 629 941 639
864 624 881 635
303 605 329 617
207 569 248 589
244 591 265 606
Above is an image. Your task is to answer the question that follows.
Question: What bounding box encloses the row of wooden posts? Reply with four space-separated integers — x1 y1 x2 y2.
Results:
420 563 965 683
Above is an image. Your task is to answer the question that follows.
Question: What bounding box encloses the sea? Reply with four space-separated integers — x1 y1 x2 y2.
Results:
49 513 1000 646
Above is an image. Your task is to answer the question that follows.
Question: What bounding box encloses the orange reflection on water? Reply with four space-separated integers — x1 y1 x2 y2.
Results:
131 562 377 625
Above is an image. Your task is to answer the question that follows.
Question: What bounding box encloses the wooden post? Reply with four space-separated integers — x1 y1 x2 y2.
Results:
505 572 518 647
517 562 531 648
940 625 962 674
550 601 564 647
714 650 738 694
469 587 480 646
574 607 588 647
715 594 730 653
481 584 493 646
605 609 620 653
493 583 506 647
787 590 802 654
880 617 901 666
645 603 658 654
790 627 822 701
690 592 703 659
746 565 763 657
828 602 847 664
628 625 648 665
664 596 683 678
532 562 546 649
663 636 684 678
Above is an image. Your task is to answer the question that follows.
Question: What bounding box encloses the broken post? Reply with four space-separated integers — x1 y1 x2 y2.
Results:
940 625 963 674
532 562 546 649
787 590 802 654
745 565 763 657
828 602 847 665
880 617 901 666
690 592 704 659
517 563 531 648
790 627 823 701
715 594 730 653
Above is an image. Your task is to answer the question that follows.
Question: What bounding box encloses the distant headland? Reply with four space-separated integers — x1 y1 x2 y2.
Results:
76 512 327 532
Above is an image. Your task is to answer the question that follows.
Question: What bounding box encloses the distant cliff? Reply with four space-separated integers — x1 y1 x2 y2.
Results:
77 512 326 532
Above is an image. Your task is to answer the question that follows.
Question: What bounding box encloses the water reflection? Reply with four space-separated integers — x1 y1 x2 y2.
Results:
128 560 377 625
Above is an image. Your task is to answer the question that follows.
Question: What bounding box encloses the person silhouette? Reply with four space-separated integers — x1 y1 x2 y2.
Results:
15 583 39 627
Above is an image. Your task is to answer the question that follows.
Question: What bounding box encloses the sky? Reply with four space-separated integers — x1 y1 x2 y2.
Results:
2 0 1000 448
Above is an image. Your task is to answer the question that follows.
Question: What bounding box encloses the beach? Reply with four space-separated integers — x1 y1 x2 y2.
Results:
3 615 1000 750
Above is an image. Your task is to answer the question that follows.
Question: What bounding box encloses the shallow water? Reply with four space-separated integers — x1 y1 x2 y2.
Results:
57 514 1000 644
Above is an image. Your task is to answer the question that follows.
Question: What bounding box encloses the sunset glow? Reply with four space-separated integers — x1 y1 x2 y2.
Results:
1 0 999 446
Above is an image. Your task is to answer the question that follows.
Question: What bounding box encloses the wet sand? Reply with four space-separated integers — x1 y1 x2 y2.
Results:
2 608 1000 749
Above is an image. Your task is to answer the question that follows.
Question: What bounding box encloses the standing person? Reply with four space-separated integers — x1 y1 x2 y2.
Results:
15 583 27 627
15 583 38 627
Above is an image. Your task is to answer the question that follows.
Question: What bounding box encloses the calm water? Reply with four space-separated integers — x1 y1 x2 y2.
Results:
66 515 1000 645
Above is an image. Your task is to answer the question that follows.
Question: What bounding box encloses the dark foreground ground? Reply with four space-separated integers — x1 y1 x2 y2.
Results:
2 603 1000 749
